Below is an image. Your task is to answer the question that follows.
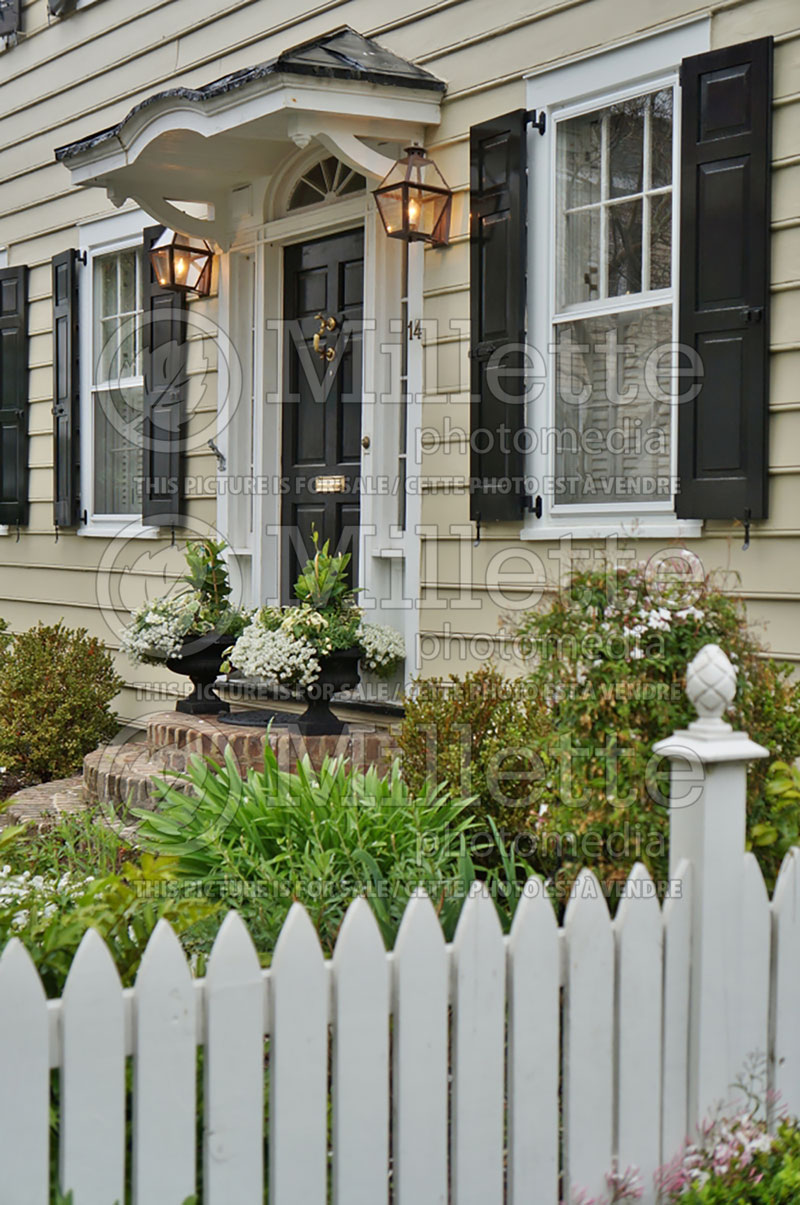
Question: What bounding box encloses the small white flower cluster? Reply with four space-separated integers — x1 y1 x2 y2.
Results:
675 606 705 622
357 622 406 675
228 624 322 688
121 593 203 665
0 864 94 931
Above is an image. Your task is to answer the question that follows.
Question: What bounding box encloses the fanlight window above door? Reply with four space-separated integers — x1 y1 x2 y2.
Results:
287 156 367 210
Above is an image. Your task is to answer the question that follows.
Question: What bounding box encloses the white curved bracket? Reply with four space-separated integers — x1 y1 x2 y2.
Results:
315 129 396 181
124 192 231 250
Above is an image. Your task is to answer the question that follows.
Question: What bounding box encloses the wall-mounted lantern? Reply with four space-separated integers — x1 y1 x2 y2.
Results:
374 146 452 247
149 229 214 297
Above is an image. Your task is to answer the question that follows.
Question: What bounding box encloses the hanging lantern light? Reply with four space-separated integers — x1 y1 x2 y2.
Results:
149 228 214 297
374 145 452 247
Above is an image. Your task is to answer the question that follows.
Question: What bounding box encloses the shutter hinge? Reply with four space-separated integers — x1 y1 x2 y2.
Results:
524 494 543 519
80 509 87 526
473 512 481 547
742 507 752 552
740 307 764 324
526 109 546 136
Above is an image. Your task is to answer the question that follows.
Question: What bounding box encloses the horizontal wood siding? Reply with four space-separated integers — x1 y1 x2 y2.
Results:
0 0 797 723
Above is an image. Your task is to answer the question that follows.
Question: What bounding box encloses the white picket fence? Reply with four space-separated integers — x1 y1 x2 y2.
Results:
0 642 798 1205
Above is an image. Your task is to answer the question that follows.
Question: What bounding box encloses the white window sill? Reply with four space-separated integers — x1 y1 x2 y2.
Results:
520 518 703 541
78 519 161 539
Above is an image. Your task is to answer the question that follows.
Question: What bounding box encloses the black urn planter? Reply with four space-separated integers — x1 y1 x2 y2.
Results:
166 632 232 715
295 646 361 734
219 645 361 735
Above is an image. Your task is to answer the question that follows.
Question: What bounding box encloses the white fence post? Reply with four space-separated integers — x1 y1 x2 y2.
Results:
653 644 768 1131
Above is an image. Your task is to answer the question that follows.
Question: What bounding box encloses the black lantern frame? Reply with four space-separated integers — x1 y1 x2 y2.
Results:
149 228 214 297
374 146 453 247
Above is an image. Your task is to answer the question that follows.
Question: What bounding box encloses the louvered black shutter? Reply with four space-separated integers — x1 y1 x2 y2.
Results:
469 110 528 523
676 37 773 521
52 250 80 528
0 266 28 526
142 225 187 526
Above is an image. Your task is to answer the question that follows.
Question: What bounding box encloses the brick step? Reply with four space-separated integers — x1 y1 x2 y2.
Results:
85 713 399 818
83 742 191 817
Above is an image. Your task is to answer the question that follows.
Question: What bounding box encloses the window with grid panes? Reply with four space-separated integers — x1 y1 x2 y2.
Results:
553 86 675 507
92 246 144 516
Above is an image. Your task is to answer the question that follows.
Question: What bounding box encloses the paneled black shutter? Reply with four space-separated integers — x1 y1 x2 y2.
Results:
0 0 21 36
676 37 773 521
469 110 528 523
142 224 187 526
52 250 80 528
0 266 28 526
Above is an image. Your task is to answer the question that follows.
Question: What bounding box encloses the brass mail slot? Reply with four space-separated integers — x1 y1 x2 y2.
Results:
313 475 347 494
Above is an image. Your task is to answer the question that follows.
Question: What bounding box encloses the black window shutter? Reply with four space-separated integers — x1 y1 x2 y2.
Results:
142 224 187 526
676 36 773 521
0 0 21 37
52 249 80 528
0 265 28 526
469 110 528 523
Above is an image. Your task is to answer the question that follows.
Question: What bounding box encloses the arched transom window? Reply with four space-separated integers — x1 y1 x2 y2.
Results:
287 155 367 211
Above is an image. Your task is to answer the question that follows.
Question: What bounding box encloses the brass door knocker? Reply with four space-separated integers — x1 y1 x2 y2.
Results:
313 313 337 362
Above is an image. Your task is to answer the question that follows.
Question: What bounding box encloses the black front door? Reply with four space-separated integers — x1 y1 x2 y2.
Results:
281 229 364 601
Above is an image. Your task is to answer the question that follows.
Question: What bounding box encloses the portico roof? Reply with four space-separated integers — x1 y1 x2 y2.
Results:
55 28 446 247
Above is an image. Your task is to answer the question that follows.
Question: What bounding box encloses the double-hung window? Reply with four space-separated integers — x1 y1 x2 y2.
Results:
523 21 711 537
553 85 675 509
92 246 144 516
79 211 148 532
470 25 771 536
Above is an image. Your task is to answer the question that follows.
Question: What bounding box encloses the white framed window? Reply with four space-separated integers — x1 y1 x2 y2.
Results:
78 209 155 537
525 20 709 540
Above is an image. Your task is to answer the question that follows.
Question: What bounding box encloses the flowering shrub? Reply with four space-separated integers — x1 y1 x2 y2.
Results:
121 538 248 666
513 562 800 900
228 535 404 687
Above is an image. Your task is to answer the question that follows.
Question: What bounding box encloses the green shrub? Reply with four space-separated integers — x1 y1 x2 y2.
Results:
136 741 537 956
398 664 554 839
513 563 800 900
0 621 123 784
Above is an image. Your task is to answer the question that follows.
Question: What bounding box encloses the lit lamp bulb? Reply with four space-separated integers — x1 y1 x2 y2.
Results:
407 197 421 230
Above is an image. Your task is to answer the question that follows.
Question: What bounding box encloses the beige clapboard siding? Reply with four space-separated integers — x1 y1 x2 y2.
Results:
0 0 796 700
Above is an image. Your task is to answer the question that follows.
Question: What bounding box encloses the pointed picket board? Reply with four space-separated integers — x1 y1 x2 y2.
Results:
740 853 771 1107
562 870 614 1205
204 911 264 1204
507 882 559 1205
770 849 800 1118
60 928 125 1205
661 860 692 1168
0 939 49 1205
331 898 390 1205
451 887 505 1205
269 903 328 1205
392 891 449 1205
615 865 663 1205
132 920 197 1205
